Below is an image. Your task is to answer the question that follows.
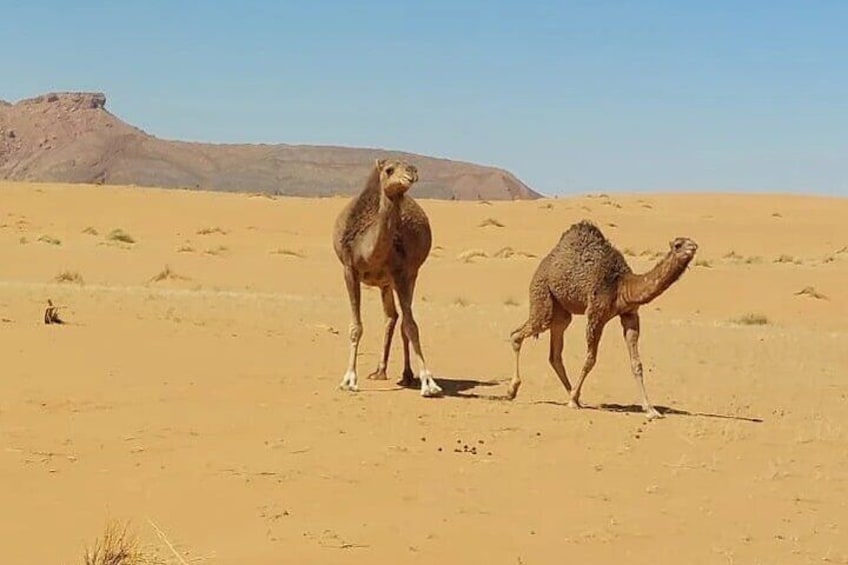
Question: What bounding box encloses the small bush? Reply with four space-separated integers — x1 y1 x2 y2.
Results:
478 217 505 228
82 226 99 235
38 235 61 245
794 286 828 300
196 226 227 235
108 229 135 244
731 313 770 326
55 270 84 284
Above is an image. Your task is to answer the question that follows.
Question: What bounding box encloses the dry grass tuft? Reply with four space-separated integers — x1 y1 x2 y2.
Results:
744 256 762 264
176 244 195 253
38 234 62 245
492 246 536 259
723 251 743 260
82 226 99 236
108 229 135 244
83 520 145 565
196 226 227 236
453 297 470 307
478 217 505 228
773 254 797 264
503 297 520 307
149 265 189 283
55 270 84 284
622 248 637 257
270 248 305 258
794 286 828 300
731 313 770 326
457 249 488 263
204 245 228 256
694 259 712 268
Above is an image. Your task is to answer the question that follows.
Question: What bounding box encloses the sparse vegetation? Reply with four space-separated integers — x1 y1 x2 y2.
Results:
82 520 143 565
149 265 189 283
453 297 470 307
204 245 228 256
723 251 742 260
82 226 99 235
478 217 505 228
504 296 520 307
795 286 828 300
196 226 227 235
744 256 762 264
771 212 783 218
774 254 797 264
477 200 492 206
108 229 135 244
731 313 770 326
492 246 536 259
19 236 28 244
540 202 554 210
38 234 61 245
457 249 487 263
176 244 195 253
837 246 848 254
55 270 84 284
622 247 637 257
271 248 305 258
694 259 712 268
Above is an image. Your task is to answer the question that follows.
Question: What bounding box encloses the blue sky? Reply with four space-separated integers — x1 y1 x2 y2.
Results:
1 1 846 195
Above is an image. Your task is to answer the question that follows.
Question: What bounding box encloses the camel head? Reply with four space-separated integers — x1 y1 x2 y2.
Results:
668 237 698 264
375 158 418 199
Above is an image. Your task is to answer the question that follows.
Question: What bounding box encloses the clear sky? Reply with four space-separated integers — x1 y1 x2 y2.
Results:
1 1 846 196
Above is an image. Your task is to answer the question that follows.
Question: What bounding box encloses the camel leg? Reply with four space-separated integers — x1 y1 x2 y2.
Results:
507 289 554 400
395 273 441 397
569 315 606 409
367 286 398 380
548 305 573 394
621 312 663 420
339 267 363 392
398 329 416 387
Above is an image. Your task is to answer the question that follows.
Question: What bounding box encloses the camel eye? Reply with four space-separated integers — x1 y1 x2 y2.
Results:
385 167 394 176
673 240 683 250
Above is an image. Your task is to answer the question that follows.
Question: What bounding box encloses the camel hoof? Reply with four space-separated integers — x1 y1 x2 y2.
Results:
339 372 359 392
420 379 443 398
568 399 582 410
397 372 418 388
367 370 388 380
506 383 520 400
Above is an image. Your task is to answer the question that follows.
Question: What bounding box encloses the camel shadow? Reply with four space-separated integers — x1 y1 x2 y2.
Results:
396 376 506 399
535 401 763 423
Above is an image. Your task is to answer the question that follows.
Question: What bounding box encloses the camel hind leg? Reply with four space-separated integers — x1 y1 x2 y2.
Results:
507 287 554 400
548 303 573 394
367 285 399 381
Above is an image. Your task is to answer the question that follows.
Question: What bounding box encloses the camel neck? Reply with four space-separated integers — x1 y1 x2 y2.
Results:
620 253 687 306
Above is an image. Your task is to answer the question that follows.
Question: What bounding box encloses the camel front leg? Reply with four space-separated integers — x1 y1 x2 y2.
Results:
569 316 606 409
339 267 363 392
548 308 573 394
367 286 398 380
395 273 441 397
620 312 663 419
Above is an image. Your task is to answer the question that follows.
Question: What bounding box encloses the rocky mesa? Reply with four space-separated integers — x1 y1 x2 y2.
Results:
0 92 540 200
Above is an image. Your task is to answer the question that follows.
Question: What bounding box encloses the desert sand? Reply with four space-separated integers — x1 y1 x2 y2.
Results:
1 181 847 564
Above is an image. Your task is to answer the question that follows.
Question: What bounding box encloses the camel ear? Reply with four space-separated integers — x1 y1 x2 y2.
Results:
375 158 387 171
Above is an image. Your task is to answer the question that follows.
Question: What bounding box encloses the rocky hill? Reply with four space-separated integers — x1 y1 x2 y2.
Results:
0 92 540 200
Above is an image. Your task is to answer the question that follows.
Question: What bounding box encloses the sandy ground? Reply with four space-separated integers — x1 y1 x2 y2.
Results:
1 181 847 564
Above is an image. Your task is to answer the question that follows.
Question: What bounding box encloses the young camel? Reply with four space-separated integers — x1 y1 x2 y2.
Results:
508 220 697 419
332 159 441 397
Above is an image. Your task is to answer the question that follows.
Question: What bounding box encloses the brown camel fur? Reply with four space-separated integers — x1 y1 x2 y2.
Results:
332 159 441 397
508 220 697 419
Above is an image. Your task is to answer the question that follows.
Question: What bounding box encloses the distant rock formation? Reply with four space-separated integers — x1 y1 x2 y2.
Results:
0 91 541 200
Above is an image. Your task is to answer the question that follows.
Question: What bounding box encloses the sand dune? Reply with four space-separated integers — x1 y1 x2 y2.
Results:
1 181 847 564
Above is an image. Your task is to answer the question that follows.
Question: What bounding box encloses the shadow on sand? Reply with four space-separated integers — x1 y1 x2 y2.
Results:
534 400 763 423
